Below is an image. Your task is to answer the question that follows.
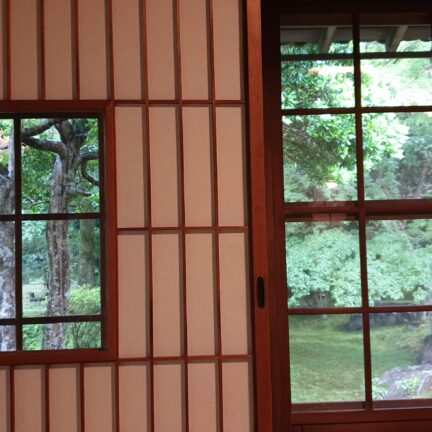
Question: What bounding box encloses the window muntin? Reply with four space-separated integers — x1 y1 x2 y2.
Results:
282 15 432 407
0 114 106 354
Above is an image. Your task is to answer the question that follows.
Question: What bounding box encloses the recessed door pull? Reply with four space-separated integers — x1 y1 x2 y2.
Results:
257 276 265 309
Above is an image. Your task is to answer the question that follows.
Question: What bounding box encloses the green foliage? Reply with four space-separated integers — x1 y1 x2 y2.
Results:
65 285 101 349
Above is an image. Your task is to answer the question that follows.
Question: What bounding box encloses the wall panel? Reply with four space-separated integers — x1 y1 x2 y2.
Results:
44 0 73 99
219 232 250 354
183 107 213 226
188 362 218 432
10 0 38 99
14 367 44 432
0 2 5 99
118 234 149 358
4 0 252 430
222 361 253 432
49 366 79 432
152 233 182 357
112 0 143 99
0 368 8 432
146 0 176 100
84 365 114 432
186 233 216 355
115 106 147 228
119 363 150 432
212 0 243 100
149 106 180 227
78 0 108 99
216 107 246 226
154 363 185 432
179 0 210 100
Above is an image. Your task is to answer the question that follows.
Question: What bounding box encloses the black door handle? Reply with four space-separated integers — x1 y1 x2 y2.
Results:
257 277 265 309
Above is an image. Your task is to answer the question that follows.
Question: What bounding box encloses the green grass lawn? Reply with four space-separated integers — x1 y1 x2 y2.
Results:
289 315 429 403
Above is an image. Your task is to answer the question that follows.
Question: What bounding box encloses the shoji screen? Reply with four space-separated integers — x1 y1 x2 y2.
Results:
0 0 253 430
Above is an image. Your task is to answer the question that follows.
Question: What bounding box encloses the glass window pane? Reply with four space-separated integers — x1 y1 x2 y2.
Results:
363 112 432 200
283 114 357 202
0 326 16 351
367 219 432 306
23 322 101 351
21 118 100 214
0 120 14 215
289 315 365 403
361 58 432 107
371 313 431 400
360 25 431 53
23 220 101 317
281 26 353 55
282 60 355 109
286 221 361 308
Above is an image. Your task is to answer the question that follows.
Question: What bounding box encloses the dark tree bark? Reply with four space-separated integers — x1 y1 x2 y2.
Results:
79 213 96 287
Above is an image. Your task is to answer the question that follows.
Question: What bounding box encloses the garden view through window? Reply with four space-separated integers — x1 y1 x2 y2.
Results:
281 17 432 405
0 115 104 353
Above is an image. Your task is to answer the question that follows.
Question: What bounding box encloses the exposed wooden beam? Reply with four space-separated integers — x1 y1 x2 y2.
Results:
319 26 337 53
386 25 408 52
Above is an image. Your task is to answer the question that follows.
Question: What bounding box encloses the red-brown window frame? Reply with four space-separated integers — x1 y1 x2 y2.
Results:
249 1 432 431
0 100 117 365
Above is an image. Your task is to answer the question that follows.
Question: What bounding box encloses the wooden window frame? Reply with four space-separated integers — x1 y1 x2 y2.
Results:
0 100 117 365
249 1 432 431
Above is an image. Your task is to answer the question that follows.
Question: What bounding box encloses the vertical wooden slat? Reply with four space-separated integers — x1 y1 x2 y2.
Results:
44 0 73 99
174 2 190 429
353 14 373 409
208 0 223 429
141 1 155 429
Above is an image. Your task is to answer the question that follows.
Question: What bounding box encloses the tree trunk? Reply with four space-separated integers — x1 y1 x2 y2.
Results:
0 134 15 350
42 153 74 349
79 211 96 287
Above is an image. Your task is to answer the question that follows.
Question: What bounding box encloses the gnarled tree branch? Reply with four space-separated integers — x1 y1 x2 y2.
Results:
80 159 99 186
21 137 63 155
21 119 63 139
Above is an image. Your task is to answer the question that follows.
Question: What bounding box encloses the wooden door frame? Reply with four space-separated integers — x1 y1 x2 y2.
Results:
247 1 432 431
